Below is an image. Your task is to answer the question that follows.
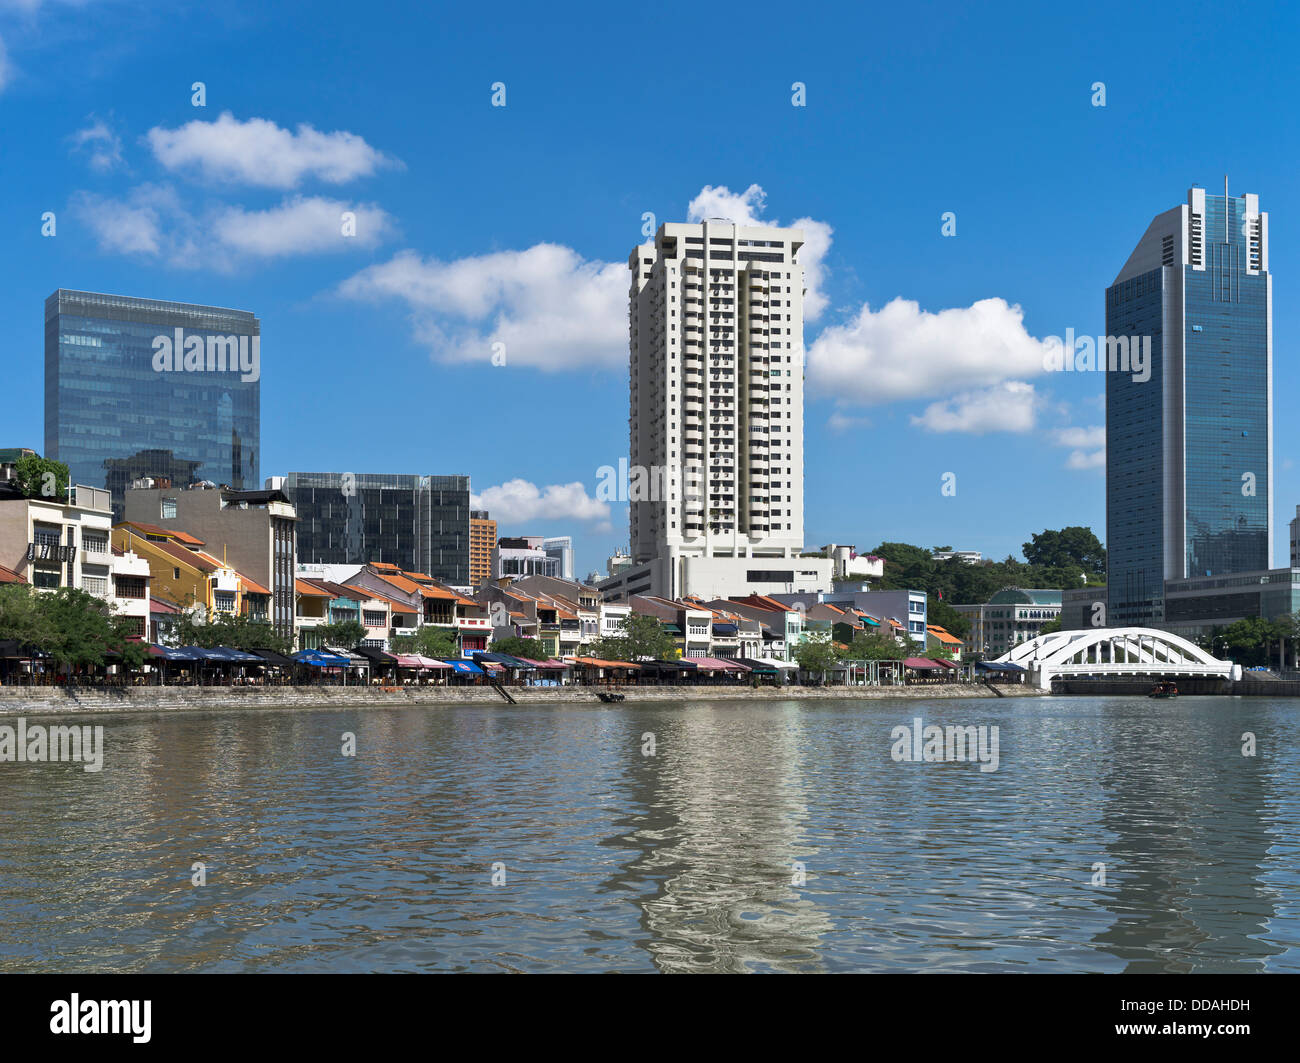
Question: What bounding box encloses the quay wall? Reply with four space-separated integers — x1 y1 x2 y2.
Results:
0 682 1043 716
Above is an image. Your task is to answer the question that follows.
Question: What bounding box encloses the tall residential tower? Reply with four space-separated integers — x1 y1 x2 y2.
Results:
1106 186 1272 626
601 219 830 600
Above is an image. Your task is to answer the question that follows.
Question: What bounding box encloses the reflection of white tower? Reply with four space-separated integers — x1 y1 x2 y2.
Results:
637 704 833 972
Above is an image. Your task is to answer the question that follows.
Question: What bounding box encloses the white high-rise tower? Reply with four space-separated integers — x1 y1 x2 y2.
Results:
602 219 830 601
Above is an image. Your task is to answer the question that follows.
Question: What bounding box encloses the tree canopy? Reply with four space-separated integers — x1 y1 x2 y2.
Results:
12 455 70 500
591 614 677 661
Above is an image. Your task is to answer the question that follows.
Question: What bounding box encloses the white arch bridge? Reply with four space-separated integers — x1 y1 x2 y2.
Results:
993 627 1241 690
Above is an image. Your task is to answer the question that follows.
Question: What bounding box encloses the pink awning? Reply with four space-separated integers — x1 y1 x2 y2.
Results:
687 657 751 671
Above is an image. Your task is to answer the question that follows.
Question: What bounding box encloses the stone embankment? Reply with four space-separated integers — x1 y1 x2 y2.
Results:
0 682 1044 716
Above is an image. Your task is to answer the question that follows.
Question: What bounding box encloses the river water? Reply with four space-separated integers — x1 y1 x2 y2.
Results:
0 695 1296 973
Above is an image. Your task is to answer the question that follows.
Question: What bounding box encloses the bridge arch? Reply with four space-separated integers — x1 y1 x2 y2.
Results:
993 627 1239 690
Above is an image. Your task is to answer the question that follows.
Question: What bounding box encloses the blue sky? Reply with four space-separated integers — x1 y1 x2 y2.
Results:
4 0 1300 578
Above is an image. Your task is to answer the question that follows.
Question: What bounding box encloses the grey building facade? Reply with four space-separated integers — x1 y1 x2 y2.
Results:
280 472 470 585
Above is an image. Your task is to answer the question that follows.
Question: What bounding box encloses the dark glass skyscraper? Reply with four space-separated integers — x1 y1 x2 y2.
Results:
282 472 471 584
45 290 260 520
1106 187 1271 626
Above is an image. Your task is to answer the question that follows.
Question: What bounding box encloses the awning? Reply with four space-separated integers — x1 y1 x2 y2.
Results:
567 657 642 669
976 661 1027 673
353 645 397 665
735 656 777 674
903 657 946 669
250 648 295 667
293 650 350 667
684 657 750 671
150 645 200 662
474 651 535 668
393 653 450 670
442 659 484 675
516 657 569 669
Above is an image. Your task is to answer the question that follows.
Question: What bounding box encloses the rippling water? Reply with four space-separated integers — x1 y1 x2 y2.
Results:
0 695 1297 972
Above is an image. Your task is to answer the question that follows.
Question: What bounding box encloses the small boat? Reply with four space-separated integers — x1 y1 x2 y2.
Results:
597 691 625 703
1147 681 1179 699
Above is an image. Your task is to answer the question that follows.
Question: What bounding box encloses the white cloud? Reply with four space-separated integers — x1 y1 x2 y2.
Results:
69 116 122 172
1052 425 1104 450
1064 448 1106 470
808 296 1054 405
1052 424 1105 469
911 381 1041 434
472 479 611 529
686 183 832 319
215 196 393 257
72 184 392 268
827 411 870 433
0 35 12 92
339 245 627 370
147 111 399 188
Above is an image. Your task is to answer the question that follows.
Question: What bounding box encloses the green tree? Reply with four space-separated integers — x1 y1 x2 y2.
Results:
927 598 970 640
312 620 367 650
1037 616 1063 636
592 614 677 661
38 587 119 681
0 584 54 647
488 635 547 659
844 629 906 660
390 626 460 658
794 630 843 681
178 612 292 654
12 455 70 501
1022 527 1107 573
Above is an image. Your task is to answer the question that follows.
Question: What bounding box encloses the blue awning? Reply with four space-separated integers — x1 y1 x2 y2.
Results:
976 661 1026 673
294 650 350 667
443 659 484 675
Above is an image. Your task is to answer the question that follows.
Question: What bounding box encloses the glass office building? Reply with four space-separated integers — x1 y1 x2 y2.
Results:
283 472 471 584
45 290 260 520
1106 188 1271 626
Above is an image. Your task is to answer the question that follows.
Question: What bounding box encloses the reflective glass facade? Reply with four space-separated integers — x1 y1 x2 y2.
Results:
284 472 470 584
1106 192 1271 626
44 290 260 521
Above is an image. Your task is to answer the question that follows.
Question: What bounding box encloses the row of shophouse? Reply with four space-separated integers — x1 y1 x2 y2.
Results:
0 472 965 662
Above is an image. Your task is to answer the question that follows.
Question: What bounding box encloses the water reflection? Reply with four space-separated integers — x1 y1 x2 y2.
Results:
0 697 1295 972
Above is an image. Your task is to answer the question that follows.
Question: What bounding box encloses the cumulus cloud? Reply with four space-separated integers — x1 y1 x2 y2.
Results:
807 296 1055 405
472 479 611 530
910 381 1042 434
214 196 393 256
827 411 871 433
1052 425 1105 469
72 185 392 268
686 183 832 319
339 245 627 370
147 111 399 188
69 116 122 172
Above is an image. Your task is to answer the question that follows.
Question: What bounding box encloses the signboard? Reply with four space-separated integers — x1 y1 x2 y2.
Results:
27 542 77 563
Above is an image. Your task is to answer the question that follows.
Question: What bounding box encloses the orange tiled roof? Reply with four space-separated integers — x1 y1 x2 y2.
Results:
295 579 331 597
0 563 25 584
345 583 417 615
374 571 421 595
927 625 963 644
118 521 207 546
239 574 271 596
369 561 401 572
